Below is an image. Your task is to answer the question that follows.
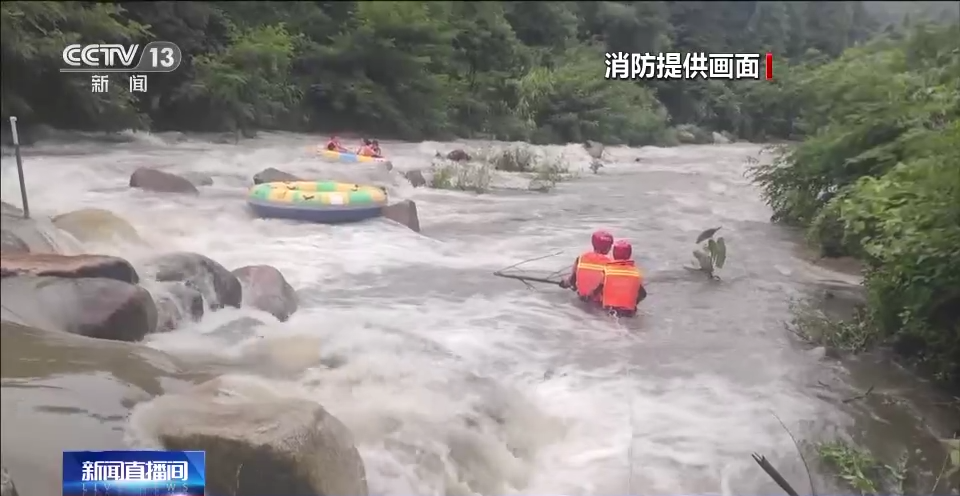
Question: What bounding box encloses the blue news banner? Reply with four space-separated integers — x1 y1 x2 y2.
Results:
63 450 205 496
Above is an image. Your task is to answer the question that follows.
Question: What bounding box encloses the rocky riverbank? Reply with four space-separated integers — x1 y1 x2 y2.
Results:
1 168 373 495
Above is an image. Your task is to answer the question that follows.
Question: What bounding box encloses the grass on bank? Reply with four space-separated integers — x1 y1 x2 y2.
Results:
428 144 575 193
787 300 960 495
787 299 876 353
816 438 959 496
817 440 907 495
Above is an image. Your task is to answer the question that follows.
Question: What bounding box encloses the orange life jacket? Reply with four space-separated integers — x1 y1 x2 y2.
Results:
575 251 610 300
600 260 643 312
357 145 376 157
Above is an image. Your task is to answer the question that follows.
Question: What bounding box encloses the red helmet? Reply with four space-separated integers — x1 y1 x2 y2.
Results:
591 230 614 254
612 240 633 260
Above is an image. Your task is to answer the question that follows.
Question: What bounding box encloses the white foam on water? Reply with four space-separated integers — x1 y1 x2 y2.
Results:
2 134 839 495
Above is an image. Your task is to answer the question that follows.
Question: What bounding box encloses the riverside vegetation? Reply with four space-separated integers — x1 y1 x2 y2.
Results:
2 1 959 493
746 21 960 496
1 1 956 144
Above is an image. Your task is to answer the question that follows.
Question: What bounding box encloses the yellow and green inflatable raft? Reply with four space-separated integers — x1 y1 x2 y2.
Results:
316 148 393 168
246 181 388 224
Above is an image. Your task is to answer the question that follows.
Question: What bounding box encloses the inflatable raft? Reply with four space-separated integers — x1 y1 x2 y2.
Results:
316 148 391 166
246 181 387 224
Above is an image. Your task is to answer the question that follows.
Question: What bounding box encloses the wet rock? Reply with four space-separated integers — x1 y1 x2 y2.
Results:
0 230 28 254
0 252 138 284
147 252 242 309
182 172 214 187
528 178 553 192
403 169 426 188
253 167 302 185
1 209 65 254
129 376 368 496
209 317 265 342
381 200 421 233
677 129 697 144
447 149 471 162
583 140 604 160
152 281 204 332
1 321 192 496
675 124 712 145
712 131 731 144
1 465 18 496
1 276 157 341
129 167 199 194
231 265 298 322
51 208 142 245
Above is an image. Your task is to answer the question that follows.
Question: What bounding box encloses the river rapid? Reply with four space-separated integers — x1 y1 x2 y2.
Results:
1 131 956 495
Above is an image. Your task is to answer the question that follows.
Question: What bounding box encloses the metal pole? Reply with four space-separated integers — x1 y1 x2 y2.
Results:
9 116 30 219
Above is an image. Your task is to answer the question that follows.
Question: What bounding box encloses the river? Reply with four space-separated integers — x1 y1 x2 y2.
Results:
1 131 956 495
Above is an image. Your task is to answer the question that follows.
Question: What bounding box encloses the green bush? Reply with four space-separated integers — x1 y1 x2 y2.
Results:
428 144 575 193
836 123 960 383
428 159 493 193
749 24 960 386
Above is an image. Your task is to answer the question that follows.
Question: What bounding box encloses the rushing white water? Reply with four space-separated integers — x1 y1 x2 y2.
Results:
2 132 854 495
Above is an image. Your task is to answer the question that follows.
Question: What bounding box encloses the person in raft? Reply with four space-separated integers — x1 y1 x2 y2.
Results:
325 135 349 153
560 230 614 305
356 138 383 158
592 240 647 317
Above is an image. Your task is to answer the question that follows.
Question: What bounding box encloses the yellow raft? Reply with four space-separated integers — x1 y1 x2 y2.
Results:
246 181 387 223
315 147 392 167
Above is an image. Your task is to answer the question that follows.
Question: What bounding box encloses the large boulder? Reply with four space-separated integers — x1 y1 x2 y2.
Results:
181 171 214 187
1 204 73 254
152 281 205 332
1 321 191 496
675 124 713 145
253 168 302 185
129 167 199 194
51 208 142 244
231 265 298 322
403 169 426 188
381 200 421 233
1 276 157 341
583 140 604 160
208 316 266 343
1 253 138 284
447 149 471 162
146 252 242 309
128 376 368 496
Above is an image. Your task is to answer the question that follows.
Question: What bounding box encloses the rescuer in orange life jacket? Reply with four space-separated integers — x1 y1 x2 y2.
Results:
559 230 614 304
594 239 647 317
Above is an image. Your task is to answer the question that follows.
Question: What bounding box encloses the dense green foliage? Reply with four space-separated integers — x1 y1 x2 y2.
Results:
5 0 948 144
750 24 960 386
